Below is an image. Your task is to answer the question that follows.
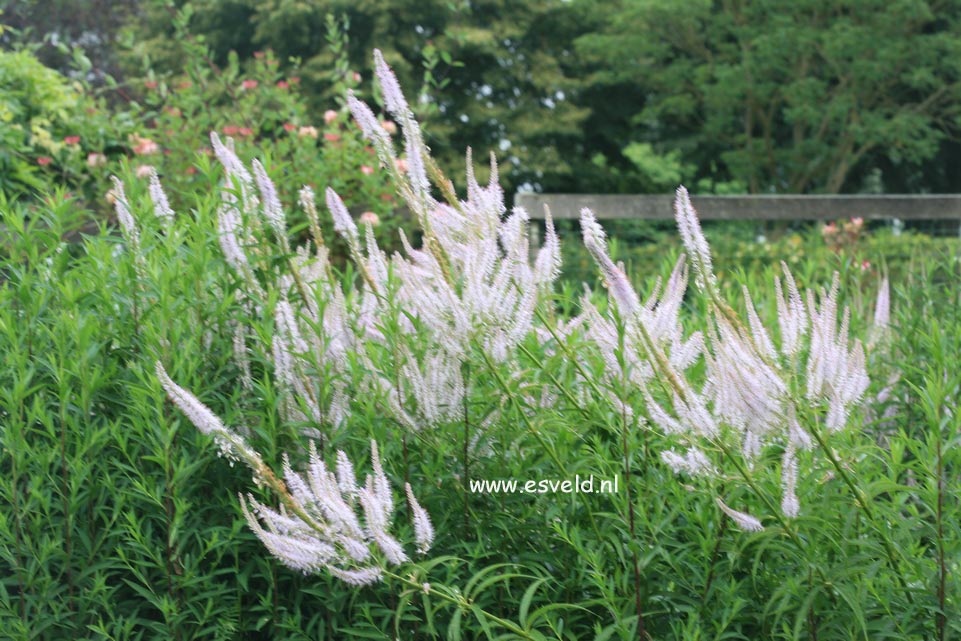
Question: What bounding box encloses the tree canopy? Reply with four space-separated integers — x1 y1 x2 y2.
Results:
577 0 961 193
12 0 961 195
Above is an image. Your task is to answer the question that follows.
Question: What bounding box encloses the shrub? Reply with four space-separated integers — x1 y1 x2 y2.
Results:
0 50 96 198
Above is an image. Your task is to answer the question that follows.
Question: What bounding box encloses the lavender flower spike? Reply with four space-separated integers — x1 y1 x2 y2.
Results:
580 207 641 315
870 276 890 347
252 159 286 237
346 91 394 157
405 483 435 554
147 168 175 227
874 276 890 329
716 498 764 532
155 361 263 469
155 362 227 436
326 187 360 250
373 49 410 118
674 186 716 292
236 440 433 586
110 177 140 249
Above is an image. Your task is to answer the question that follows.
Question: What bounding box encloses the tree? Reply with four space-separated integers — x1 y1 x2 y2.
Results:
125 0 607 196
577 0 961 193
0 0 138 84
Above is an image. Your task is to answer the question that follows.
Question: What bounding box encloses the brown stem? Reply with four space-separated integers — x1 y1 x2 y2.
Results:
57 394 75 616
617 340 647 640
936 423 946 641
702 501 729 602
808 567 818 641
462 363 471 540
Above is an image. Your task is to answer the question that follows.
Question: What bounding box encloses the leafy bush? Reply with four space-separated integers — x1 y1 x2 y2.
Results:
0 49 92 197
2 20 403 262
126 26 401 252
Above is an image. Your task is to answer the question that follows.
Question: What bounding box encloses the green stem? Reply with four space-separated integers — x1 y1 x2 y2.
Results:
385 570 539 640
712 438 844 610
806 419 915 604
478 343 605 542
476 348 566 475
935 420 946 641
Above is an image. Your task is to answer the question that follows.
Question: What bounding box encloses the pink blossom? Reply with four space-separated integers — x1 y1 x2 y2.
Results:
359 211 380 226
324 109 338 125
132 135 159 155
860 260 871 271
276 80 289 90
299 126 319 139
87 152 107 167
323 132 340 142
136 164 155 178
223 125 240 136
360 165 374 175
37 156 52 166
381 120 397 135
241 79 259 90
822 222 837 236
64 135 81 145
144 80 158 90
238 127 254 137
283 123 297 132
394 158 408 173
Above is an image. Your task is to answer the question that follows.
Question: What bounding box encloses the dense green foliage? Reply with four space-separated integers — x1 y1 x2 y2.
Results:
0 40 403 254
0 49 84 196
577 0 961 194
124 0 597 195
9 1 961 196
1 158 958 639
117 0 961 195
3 3 961 639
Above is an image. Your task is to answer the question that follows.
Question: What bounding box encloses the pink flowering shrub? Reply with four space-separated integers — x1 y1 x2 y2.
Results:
2 34 403 261
0 49 126 204
123 43 402 256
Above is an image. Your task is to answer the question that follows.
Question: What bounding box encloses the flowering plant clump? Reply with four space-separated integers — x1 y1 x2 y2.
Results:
822 216 866 253
157 362 431 585
139 50 565 588
580 190 888 526
100 47 918 639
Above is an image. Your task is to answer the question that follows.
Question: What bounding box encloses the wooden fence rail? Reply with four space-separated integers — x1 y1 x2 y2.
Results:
514 193 961 222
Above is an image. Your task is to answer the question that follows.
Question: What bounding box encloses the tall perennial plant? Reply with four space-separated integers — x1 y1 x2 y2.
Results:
115 49 911 638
